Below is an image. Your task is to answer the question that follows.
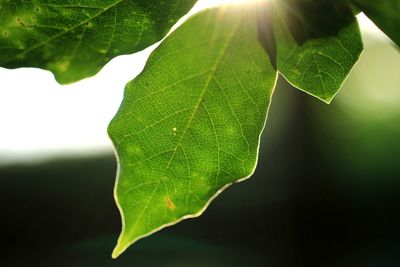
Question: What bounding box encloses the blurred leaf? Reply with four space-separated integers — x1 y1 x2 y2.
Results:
351 0 400 46
266 0 363 103
108 4 277 257
0 0 197 83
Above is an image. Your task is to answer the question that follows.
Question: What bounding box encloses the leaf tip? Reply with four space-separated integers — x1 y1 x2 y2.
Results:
111 235 128 259
321 96 333 104
111 249 120 259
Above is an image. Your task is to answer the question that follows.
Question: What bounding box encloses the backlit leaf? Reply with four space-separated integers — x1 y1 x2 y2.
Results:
0 0 197 83
108 4 277 258
266 0 363 103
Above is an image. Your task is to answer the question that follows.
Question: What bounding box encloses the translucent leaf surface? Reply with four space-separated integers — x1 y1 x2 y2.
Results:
0 0 197 83
266 0 363 103
108 4 277 258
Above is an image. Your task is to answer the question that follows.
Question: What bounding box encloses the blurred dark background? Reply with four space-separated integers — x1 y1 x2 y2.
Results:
0 24 399 267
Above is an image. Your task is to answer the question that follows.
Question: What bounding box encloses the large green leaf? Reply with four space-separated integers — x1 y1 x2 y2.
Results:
351 0 400 46
0 0 197 84
108 4 277 258
266 0 363 103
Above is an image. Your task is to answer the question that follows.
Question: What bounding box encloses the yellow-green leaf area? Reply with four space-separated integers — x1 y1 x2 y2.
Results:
108 4 277 258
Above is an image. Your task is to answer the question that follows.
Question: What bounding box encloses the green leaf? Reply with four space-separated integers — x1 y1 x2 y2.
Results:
351 0 400 46
108 4 277 258
0 0 197 84
266 0 363 103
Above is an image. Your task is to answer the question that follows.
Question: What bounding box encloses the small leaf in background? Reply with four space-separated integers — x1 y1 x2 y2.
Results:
267 0 363 103
0 0 197 84
351 0 400 46
108 3 277 258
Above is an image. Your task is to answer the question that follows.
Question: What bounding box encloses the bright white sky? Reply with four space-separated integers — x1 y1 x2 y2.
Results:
0 0 390 164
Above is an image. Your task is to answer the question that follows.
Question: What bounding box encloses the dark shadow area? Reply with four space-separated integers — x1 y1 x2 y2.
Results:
257 0 356 71
0 78 399 266
257 3 277 69
273 0 355 45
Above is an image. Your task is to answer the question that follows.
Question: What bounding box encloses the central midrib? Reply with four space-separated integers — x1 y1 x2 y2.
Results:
165 17 244 170
125 14 245 239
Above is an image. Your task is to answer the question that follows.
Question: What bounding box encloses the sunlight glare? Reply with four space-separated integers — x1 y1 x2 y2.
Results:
197 0 259 9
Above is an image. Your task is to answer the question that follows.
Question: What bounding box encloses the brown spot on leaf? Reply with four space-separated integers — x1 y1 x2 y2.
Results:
165 196 175 210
